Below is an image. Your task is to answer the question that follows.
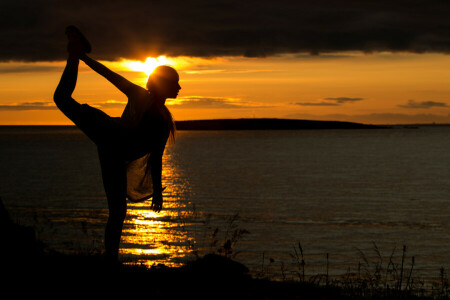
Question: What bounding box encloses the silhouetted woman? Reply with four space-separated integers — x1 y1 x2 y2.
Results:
53 26 180 262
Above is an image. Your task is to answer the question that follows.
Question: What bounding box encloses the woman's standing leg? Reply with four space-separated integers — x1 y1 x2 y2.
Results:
98 148 127 262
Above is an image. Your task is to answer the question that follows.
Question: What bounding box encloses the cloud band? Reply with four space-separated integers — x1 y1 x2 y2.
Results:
1 0 449 61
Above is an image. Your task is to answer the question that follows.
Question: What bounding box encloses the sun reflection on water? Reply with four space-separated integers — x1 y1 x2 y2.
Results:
121 207 192 267
120 146 196 267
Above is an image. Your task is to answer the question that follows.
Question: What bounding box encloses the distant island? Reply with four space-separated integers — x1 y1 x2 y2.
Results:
0 118 395 130
174 118 383 130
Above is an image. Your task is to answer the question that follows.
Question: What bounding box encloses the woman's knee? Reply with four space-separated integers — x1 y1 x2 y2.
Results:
53 94 63 109
109 199 127 221
53 91 72 112
53 93 83 124
108 208 127 227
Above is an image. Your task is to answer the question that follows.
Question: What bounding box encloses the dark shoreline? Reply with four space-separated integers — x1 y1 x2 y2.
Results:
2 119 450 130
1 199 446 299
1 118 384 130
0 118 450 131
175 118 384 130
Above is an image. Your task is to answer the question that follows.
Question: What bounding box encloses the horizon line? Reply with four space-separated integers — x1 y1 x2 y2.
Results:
1 117 449 127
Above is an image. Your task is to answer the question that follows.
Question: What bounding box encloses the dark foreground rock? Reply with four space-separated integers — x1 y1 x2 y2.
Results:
0 198 345 299
0 199 436 299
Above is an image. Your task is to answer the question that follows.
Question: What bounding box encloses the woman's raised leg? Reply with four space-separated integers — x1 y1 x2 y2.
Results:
53 26 90 124
53 54 117 145
53 56 83 120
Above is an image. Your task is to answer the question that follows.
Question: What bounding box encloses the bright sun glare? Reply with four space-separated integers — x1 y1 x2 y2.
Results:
122 56 177 76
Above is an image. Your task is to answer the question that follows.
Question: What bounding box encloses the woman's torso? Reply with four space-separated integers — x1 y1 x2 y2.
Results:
119 86 170 161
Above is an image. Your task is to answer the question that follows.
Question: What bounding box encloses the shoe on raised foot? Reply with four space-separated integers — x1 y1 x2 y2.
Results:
65 25 91 54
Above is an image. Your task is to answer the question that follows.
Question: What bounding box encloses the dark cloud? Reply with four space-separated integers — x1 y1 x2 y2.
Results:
294 102 339 106
1 0 449 61
294 97 365 106
324 97 365 103
398 100 449 109
168 96 269 109
0 100 128 110
0 101 57 110
0 64 61 73
91 100 127 109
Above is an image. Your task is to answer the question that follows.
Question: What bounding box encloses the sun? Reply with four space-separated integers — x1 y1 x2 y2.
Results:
122 56 177 76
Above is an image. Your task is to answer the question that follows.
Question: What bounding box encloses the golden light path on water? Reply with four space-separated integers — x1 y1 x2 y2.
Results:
121 205 191 267
119 146 197 267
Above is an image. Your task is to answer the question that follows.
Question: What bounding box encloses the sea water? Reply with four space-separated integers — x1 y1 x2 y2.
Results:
1 126 449 280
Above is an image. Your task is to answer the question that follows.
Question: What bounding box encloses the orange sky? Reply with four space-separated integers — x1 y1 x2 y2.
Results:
1 52 449 125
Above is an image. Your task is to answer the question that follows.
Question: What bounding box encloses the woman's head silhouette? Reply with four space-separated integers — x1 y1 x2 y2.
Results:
145 65 178 141
146 65 181 101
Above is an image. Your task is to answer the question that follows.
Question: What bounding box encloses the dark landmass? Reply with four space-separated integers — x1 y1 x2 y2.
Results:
175 118 383 130
3 119 450 131
0 198 342 299
1 199 444 299
175 119 450 130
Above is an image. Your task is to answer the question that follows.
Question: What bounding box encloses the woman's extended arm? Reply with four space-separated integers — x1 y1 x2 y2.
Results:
150 150 164 212
80 54 137 96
